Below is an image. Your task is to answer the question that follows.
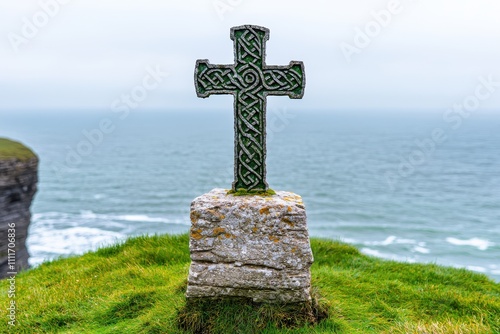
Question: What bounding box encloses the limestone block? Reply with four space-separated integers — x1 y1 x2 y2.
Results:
186 189 314 303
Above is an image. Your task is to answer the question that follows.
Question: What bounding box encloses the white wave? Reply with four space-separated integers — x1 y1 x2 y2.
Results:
466 265 487 273
340 237 357 244
413 246 430 254
451 263 499 277
361 248 383 257
35 210 183 225
365 236 397 246
360 247 417 263
80 210 97 219
115 215 171 223
396 238 419 244
32 212 71 221
446 237 494 251
27 211 189 267
27 226 125 266
32 213 44 221
364 236 418 246
77 211 180 224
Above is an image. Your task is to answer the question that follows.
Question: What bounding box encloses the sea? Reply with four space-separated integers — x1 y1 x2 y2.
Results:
2 109 499 282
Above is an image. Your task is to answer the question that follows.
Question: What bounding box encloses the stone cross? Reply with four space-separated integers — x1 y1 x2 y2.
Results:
195 25 305 192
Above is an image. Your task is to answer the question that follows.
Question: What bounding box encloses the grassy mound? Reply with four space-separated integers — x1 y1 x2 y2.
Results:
0 234 498 333
177 294 329 334
0 138 36 161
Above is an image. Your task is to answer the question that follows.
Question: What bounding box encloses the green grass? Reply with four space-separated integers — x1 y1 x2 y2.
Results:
0 138 36 161
0 234 498 333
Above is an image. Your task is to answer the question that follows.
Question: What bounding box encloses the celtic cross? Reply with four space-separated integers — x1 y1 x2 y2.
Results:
195 25 305 192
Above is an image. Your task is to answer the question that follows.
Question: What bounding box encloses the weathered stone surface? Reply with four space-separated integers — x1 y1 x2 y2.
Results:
186 188 313 303
0 141 38 278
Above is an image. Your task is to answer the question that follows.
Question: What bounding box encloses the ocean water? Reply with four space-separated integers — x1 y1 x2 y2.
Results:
2 110 499 281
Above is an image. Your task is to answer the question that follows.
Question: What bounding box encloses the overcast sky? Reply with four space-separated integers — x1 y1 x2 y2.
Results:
0 0 499 112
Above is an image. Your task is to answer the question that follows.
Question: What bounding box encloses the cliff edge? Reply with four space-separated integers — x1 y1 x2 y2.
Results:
0 138 38 278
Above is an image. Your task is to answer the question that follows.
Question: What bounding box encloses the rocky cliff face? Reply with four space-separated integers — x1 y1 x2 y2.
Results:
0 139 38 278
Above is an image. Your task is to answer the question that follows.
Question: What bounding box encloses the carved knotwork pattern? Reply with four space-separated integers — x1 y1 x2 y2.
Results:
195 26 305 191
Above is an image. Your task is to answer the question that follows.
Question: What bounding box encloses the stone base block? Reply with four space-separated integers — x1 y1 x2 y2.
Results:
186 188 314 303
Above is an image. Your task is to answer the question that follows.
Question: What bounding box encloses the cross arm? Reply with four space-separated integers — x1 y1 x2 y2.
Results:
263 61 305 99
195 60 238 98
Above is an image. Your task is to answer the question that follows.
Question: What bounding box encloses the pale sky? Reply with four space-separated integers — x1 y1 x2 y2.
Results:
0 0 499 112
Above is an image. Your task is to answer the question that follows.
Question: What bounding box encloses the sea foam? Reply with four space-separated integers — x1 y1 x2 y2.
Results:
446 237 494 251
